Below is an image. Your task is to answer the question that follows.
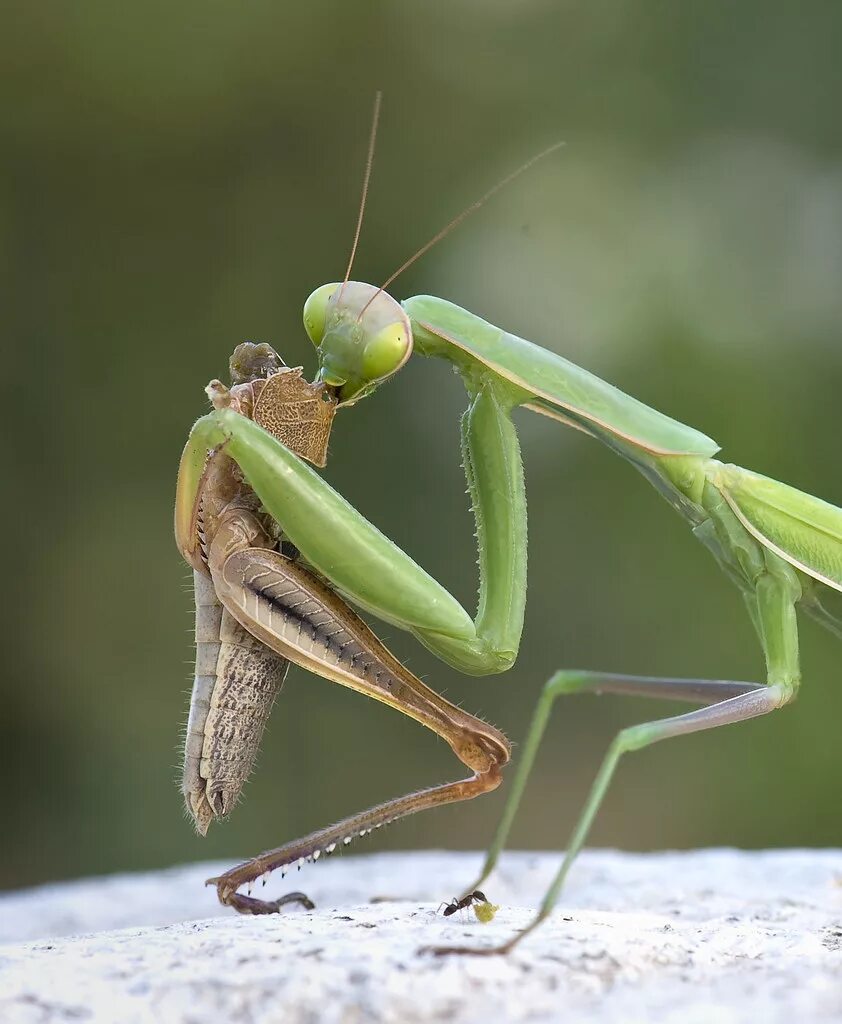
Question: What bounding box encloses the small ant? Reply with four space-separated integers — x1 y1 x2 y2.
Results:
439 891 489 917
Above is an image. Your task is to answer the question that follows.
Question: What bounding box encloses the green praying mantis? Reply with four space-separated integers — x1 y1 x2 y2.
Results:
175 96 842 955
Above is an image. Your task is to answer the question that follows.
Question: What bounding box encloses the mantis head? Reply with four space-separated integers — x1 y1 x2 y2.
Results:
303 281 412 406
300 100 559 408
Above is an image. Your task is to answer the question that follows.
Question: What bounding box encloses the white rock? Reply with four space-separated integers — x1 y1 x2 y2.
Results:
1 849 841 1024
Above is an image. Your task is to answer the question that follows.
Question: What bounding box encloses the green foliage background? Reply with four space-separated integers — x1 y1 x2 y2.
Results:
4 2 842 890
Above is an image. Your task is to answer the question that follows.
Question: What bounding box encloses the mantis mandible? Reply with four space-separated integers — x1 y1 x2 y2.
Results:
175 96 842 954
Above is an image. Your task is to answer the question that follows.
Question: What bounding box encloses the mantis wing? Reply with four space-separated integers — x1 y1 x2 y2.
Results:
403 295 719 457
714 464 842 593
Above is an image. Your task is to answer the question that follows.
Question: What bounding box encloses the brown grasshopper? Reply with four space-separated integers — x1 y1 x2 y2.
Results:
176 342 510 914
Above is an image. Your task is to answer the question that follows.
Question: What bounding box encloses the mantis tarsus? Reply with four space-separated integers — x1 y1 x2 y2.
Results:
175 96 842 954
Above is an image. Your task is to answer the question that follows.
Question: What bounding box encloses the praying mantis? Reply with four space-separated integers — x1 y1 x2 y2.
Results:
174 96 842 955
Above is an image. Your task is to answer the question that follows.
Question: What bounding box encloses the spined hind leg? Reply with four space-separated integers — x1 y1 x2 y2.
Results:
206 545 509 914
219 890 316 915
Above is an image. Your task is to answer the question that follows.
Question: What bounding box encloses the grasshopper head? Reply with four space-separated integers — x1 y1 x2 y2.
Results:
228 341 285 384
303 281 413 406
208 342 337 467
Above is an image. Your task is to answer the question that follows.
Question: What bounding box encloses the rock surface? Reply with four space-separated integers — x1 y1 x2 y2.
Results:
1 849 841 1023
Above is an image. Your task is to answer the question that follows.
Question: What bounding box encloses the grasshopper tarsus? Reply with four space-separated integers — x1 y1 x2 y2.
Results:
221 890 315 915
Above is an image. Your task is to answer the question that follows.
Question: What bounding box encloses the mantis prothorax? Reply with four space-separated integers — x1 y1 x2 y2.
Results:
175 97 842 951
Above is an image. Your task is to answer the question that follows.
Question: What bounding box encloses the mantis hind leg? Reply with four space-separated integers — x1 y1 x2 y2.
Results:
427 674 789 957
429 569 801 956
462 671 765 898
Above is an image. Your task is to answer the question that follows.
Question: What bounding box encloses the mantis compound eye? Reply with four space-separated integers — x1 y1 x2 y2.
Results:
303 283 339 346
362 321 411 380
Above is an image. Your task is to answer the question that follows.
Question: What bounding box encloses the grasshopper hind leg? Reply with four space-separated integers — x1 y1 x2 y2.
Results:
205 544 509 915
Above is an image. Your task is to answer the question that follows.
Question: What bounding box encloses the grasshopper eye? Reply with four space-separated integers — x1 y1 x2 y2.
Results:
303 283 339 346
363 322 411 381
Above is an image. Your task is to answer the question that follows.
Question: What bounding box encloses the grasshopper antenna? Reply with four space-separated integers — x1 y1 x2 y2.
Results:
340 91 382 299
357 140 565 319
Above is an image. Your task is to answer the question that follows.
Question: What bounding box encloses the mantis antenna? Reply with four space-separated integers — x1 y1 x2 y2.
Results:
339 90 382 299
357 139 565 320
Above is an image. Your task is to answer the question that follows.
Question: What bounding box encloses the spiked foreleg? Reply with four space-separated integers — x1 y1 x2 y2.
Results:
178 375 528 677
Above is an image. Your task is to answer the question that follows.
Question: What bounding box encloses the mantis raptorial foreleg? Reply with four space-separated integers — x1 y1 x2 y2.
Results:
178 371 528 676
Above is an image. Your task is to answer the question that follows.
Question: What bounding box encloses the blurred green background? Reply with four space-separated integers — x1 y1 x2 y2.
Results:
4 2 842 891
